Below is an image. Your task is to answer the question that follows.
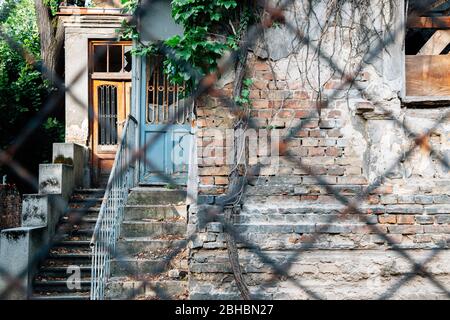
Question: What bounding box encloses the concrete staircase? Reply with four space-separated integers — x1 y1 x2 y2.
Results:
105 187 189 300
30 189 104 300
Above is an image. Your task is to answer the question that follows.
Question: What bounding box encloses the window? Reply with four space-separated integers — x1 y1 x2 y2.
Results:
405 0 450 98
91 41 132 76
146 55 190 125
97 85 118 145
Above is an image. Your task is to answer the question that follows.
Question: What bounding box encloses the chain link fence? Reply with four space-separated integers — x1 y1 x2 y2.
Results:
0 0 449 300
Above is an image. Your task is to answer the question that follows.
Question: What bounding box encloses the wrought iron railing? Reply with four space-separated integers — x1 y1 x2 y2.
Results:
90 115 138 300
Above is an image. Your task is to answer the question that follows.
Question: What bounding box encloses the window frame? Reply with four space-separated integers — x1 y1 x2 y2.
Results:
89 40 132 80
402 0 450 105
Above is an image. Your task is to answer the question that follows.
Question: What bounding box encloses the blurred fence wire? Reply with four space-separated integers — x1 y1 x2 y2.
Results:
0 0 449 300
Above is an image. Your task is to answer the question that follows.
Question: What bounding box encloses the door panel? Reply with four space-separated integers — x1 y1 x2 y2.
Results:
172 129 191 174
92 80 130 185
140 125 191 184
139 56 192 185
144 129 167 177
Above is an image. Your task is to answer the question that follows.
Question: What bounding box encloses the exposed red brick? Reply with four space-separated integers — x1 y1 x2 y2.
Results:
327 165 345 176
378 215 396 224
309 129 326 138
214 176 229 185
367 195 380 204
293 90 310 99
325 146 340 156
370 185 393 194
250 90 261 99
294 130 309 137
252 99 270 109
258 110 273 119
327 110 342 118
396 215 415 225
303 120 319 128
301 195 318 201
200 177 214 185
277 110 294 118
199 166 231 176
251 79 267 90
254 61 269 71
308 147 325 156
328 129 343 137
294 110 310 118
262 72 274 81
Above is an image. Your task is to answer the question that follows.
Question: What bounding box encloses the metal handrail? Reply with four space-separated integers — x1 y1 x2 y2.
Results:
90 115 138 300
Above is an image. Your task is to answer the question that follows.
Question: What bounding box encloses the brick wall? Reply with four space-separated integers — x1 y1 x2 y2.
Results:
188 1 450 299
0 185 21 230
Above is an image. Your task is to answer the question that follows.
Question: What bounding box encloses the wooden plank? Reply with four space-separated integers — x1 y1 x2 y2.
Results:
91 72 131 80
417 30 450 55
406 55 450 96
402 95 450 106
428 0 448 11
407 16 450 28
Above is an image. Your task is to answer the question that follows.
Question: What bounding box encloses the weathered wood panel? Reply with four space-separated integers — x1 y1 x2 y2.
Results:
417 30 450 55
407 16 450 29
406 55 450 96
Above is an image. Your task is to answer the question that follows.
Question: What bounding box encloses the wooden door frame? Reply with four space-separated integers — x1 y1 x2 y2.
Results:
88 39 132 185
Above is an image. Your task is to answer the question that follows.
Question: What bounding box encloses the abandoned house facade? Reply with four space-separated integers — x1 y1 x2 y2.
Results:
0 0 449 300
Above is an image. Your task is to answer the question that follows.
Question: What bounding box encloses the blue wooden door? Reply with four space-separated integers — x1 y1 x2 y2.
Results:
139 56 192 185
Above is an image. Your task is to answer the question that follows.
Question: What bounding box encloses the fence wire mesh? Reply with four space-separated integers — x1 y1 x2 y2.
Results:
0 0 449 300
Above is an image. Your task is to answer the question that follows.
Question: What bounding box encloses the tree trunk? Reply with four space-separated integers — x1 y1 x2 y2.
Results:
34 0 64 84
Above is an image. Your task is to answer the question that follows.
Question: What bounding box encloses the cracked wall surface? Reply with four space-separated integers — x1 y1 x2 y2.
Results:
188 0 450 300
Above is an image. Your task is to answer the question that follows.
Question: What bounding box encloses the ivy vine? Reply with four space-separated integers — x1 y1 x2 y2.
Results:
121 0 254 90
235 78 253 109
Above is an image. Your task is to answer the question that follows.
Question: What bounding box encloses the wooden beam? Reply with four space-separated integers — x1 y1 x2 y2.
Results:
407 16 450 29
417 30 450 55
428 0 448 11
406 55 450 96
410 0 449 15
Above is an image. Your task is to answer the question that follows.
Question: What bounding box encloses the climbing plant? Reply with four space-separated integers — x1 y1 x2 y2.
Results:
121 0 254 89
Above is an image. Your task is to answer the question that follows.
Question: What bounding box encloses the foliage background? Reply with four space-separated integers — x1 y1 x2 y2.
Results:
0 0 64 193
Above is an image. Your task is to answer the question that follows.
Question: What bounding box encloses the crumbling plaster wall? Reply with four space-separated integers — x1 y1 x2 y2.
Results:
189 0 449 299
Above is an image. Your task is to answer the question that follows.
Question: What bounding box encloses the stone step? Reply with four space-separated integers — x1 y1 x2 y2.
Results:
106 278 188 300
37 266 91 278
80 216 98 223
68 207 100 213
69 202 101 209
60 215 98 225
56 240 91 246
117 238 187 256
74 189 105 194
28 188 102 300
111 258 170 276
127 188 186 205
65 208 100 218
124 205 186 220
62 228 94 237
64 233 92 242
33 280 90 293
70 197 104 204
31 293 90 300
52 241 91 251
30 293 90 300
56 225 95 237
121 221 186 238
46 252 91 265
41 259 92 268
